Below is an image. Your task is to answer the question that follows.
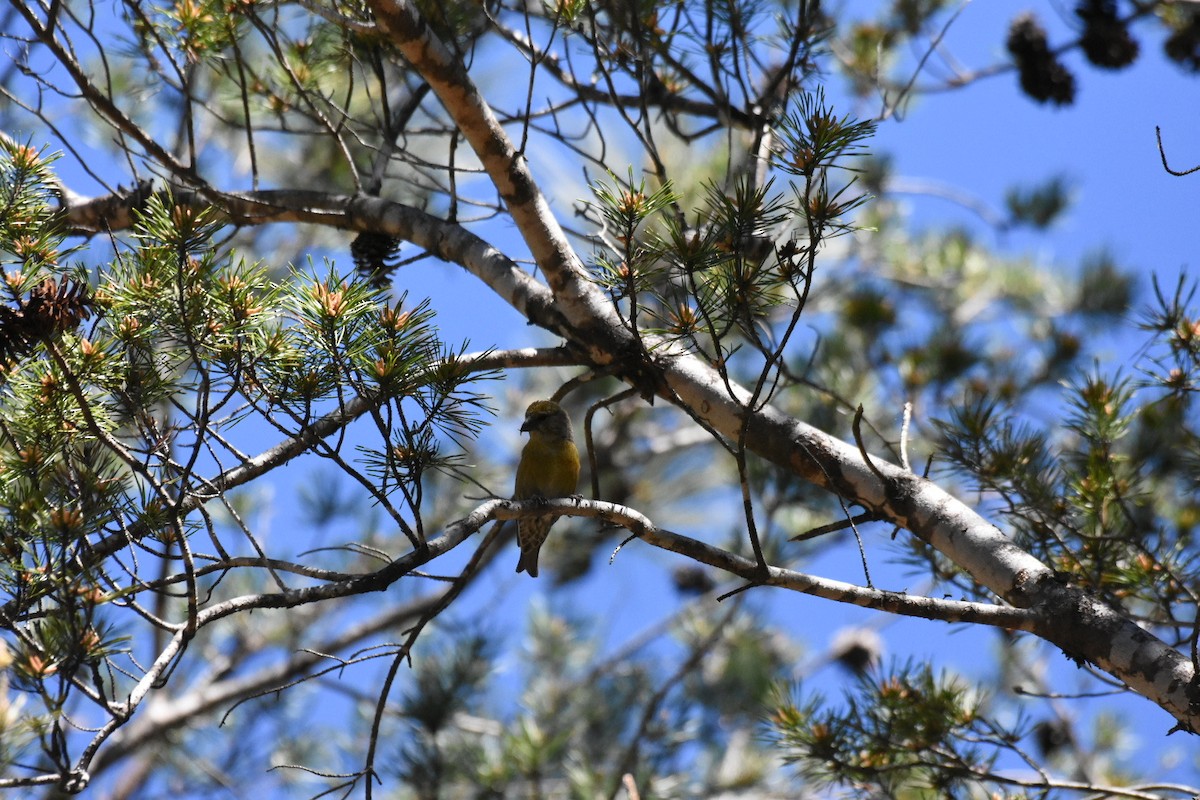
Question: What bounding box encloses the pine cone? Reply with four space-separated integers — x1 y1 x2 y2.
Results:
1007 13 1077 105
1165 12 1200 73
1077 0 1138 69
351 232 403 289
0 278 95 366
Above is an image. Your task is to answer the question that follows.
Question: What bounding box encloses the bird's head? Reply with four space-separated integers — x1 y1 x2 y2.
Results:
521 400 574 441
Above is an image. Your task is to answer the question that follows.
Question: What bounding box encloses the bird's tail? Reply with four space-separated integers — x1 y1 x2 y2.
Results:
515 547 540 577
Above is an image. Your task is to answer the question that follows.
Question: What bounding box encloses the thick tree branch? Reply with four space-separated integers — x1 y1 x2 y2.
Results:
60 187 576 337
365 0 641 383
509 498 1039 631
649 353 1200 729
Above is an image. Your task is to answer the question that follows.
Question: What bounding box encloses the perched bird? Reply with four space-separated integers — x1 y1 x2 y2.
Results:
513 400 580 577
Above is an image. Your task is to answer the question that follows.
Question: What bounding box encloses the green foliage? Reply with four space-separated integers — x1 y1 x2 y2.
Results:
769 662 1011 795
889 0 951 35
680 606 793 722
587 90 873 379
774 89 876 182
373 601 799 798
138 0 246 62
394 632 495 797
0 143 68 263
935 393 1066 565
932 277 1200 632
1005 176 1071 230
0 156 490 779
1075 251 1134 318
800 215 1131 419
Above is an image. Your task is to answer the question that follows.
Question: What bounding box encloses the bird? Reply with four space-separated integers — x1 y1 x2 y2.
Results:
513 399 580 577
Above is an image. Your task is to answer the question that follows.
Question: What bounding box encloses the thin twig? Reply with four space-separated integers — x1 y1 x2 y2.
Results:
1156 125 1200 177
900 401 913 472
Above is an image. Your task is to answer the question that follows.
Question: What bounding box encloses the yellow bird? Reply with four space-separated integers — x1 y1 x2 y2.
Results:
513 399 580 577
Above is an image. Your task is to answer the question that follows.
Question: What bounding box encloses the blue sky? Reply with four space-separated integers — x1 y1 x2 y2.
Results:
862 2 1197 278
